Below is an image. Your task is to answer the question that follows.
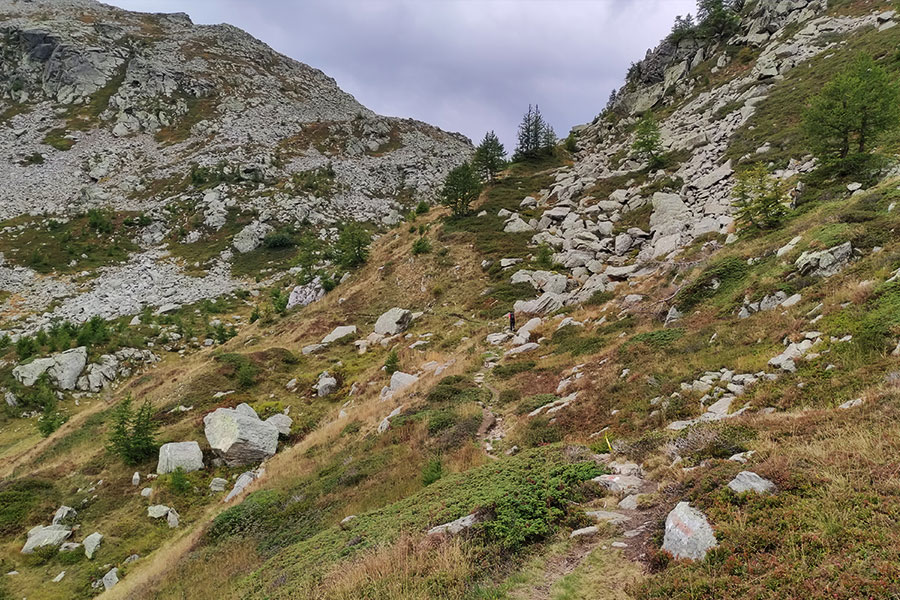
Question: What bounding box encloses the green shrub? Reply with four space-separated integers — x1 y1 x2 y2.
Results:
0 479 55 535
412 236 432 255
263 229 296 249
498 389 521 405
415 201 430 215
271 289 289 314
384 350 399 375
106 395 159 465
86 208 114 234
584 290 614 306
550 325 607 356
333 223 371 269
251 401 285 419
208 489 284 540
494 361 536 379
36 407 68 437
515 394 558 416
534 243 557 269
478 461 602 549
428 409 458 435
426 376 483 405
169 467 191 494
236 363 257 388
422 457 444 486
76 315 111 348
624 328 685 350
15 336 37 360
520 417 562 448
675 256 748 311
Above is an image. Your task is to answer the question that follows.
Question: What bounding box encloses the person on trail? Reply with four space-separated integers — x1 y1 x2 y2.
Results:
508 310 516 332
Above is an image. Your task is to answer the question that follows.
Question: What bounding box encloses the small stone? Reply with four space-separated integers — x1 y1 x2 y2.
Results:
569 525 599 538
727 471 776 495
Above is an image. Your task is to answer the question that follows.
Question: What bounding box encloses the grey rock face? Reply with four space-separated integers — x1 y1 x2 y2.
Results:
203 405 279 466
315 372 339 397
287 278 326 309
13 346 87 390
728 471 776 494
265 413 293 436
156 441 204 474
209 477 228 492
52 506 77 526
0 1 472 335
224 469 262 502
21 524 72 554
102 567 119 591
389 371 419 392
795 242 853 277
662 502 717 561
321 325 357 344
82 532 103 559
374 308 413 336
427 513 479 536
147 505 172 519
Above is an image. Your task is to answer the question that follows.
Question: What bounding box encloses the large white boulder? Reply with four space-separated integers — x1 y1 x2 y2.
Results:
156 441 204 474
661 502 717 561
203 405 278 466
374 308 413 336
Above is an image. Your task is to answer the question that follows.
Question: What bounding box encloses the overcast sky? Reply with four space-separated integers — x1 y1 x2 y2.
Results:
106 0 694 149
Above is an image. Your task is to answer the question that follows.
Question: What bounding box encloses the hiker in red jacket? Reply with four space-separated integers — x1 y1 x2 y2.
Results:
508 310 516 332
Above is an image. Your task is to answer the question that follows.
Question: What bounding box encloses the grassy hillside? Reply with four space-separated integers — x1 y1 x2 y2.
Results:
3 2 900 599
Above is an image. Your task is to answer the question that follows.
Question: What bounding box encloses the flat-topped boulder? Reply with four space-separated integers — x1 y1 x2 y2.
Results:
203 404 279 466
156 441 204 474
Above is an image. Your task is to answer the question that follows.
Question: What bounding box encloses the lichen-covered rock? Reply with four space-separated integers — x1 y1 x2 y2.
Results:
203 405 278 466
795 242 853 277
662 502 717 561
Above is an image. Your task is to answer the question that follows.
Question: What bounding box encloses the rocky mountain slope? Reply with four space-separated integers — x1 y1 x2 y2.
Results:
3 0 900 599
0 0 471 336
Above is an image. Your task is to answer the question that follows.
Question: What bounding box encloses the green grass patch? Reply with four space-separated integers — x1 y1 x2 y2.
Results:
675 256 749 312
